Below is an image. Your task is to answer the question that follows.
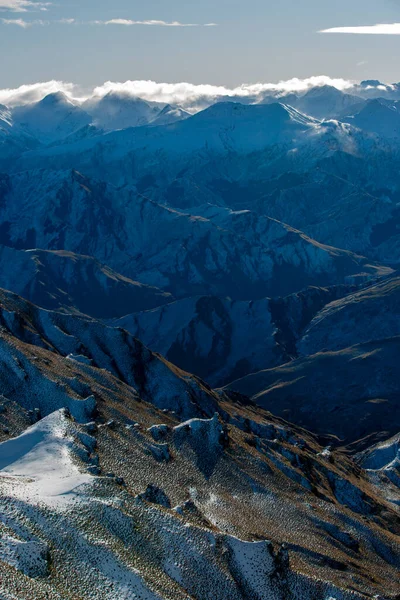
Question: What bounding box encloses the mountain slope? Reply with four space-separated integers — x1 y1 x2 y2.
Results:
112 295 277 387
299 276 400 356
0 169 388 300
0 287 223 421
0 85 400 599
0 244 173 318
226 336 400 446
0 288 399 599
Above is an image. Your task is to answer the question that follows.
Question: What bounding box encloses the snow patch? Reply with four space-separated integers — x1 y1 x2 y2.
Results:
0 409 92 506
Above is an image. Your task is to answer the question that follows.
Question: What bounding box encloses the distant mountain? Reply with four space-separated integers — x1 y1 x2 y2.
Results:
150 103 190 127
354 79 400 99
7 102 331 189
83 91 162 129
0 170 388 300
0 103 38 160
5 99 400 270
258 92 299 106
83 92 188 130
295 85 362 119
12 92 92 144
13 101 320 168
343 98 400 138
59 123 104 145
179 101 318 151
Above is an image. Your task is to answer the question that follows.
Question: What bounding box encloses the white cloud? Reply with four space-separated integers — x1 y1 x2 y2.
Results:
0 16 213 28
0 0 50 12
92 19 216 27
91 77 355 109
1 16 46 26
1 16 75 26
0 81 78 106
320 23 400 34
0 76 358 110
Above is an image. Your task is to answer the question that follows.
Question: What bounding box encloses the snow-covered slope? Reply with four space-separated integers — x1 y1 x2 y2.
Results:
83 92 188 130
0 105 12 135
0 104 38 161
8 102 324 181
3 406 396 600
357 432 400 506
83 92 162 130
343 99 400 138
12 92 92 144
360 432 400 473
295 85 363 119
150 103 190 127
0 409 92 504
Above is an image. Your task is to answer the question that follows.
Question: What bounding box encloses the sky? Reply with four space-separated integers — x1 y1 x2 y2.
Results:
1 0 400 91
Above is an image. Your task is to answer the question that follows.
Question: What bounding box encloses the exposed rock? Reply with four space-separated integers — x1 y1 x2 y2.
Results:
140 484 172 509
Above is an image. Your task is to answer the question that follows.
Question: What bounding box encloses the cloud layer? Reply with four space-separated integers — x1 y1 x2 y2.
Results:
320 23 400 34
92 19 217 27
0 77 357 110
90 77 355 109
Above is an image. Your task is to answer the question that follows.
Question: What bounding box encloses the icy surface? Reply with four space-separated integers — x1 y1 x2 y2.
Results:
0 410 91 505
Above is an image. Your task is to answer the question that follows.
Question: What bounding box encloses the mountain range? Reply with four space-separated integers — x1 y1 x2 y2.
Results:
0 79 399 600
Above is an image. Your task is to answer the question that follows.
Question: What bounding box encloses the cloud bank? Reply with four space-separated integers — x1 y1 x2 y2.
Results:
0 77 358 110
320 23 400 34
4 76 398 112
90 76 355 109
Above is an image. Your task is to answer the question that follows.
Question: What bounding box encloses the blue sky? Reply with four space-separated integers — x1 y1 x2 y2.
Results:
1 0 400 89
